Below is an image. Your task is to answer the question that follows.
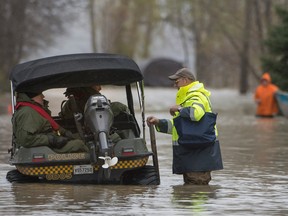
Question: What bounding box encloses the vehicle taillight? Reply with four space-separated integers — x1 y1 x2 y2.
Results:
32 154 45 162
122 147 135 156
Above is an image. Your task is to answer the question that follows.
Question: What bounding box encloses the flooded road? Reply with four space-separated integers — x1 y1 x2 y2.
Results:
1 88 288 215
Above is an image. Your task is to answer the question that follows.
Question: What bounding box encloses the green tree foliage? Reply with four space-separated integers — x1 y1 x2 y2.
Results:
261 7 288 91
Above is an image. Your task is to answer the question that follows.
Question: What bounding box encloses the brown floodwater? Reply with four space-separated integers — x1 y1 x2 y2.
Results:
0 88 288 215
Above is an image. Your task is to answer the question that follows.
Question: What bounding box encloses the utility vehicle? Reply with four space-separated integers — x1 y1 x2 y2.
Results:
6 53 160 185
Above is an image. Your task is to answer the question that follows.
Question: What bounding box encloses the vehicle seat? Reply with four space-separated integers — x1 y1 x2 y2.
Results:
112 112 140 138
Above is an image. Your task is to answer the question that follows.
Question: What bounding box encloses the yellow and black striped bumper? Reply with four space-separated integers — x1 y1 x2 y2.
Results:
16 157 148 180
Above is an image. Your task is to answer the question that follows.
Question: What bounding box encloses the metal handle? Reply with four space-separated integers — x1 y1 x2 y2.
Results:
149 125 160 184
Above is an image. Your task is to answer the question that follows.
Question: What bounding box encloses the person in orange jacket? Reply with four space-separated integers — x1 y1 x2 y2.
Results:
254 72 279 117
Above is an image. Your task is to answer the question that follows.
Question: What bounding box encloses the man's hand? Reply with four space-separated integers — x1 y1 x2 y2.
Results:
169 105 182 116
146 116 159 126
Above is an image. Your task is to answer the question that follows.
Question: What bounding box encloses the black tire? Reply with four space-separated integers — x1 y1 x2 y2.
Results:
122 165 160 185
6 169 40 183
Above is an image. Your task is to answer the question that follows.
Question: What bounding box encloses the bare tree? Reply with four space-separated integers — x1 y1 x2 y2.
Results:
239 0 252 94
0 0 79 91
89 0 97 52
162 0 288 92
89 0 160 58
3 0 287 92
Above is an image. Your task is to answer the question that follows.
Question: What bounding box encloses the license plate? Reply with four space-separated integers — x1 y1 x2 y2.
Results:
73 165 94 175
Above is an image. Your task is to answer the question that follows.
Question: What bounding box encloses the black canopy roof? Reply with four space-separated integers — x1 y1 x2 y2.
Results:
9 53 143 93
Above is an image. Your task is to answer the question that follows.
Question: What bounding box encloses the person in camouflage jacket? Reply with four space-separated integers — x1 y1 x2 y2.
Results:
12 92 89 153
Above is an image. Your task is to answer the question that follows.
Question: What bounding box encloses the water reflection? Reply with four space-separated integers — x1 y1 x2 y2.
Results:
10 183 156 214
171 184 219 214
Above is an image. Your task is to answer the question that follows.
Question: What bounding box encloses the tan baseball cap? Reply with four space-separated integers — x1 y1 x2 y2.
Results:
168 68 196 81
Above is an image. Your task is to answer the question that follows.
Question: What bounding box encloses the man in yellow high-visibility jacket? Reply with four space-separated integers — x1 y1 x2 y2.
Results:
147 68 223 184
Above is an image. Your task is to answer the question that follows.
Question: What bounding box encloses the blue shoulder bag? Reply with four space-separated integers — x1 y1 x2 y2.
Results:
173 94 217 148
